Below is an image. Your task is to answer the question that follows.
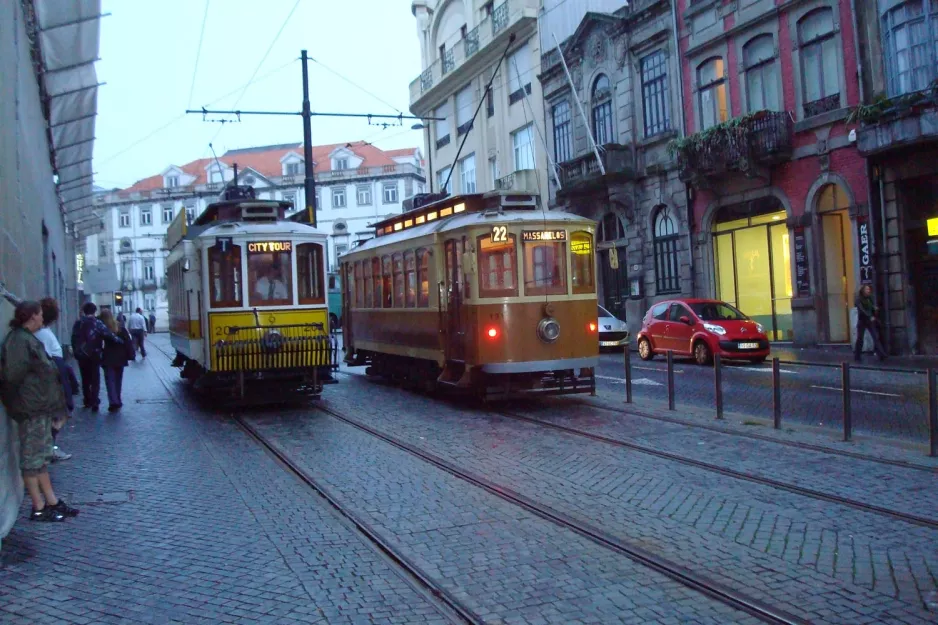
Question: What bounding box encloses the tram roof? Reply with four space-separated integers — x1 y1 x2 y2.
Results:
197 220 328 238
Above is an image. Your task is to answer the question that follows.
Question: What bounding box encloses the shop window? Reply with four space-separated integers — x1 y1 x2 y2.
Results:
697 57 728 130
208 243 242 308
571 231 595 294
599 213 624 242
523 240 567 296
247 243 293 307
297 243 325 305
417 249 430 307
591 74 613 144
478 233 518 298
364 259 373 308
393 253 405 307
354 261 364 308
653 207 681 294
382 256 393 308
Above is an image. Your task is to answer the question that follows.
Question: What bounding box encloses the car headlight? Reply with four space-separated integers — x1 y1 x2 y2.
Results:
703 323 726 336
755 323 765 333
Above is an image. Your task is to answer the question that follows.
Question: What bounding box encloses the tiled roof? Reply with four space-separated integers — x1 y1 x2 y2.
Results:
121 141 418 194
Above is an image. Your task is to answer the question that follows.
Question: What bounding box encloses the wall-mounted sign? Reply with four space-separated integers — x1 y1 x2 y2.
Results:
521 230 566 242
215 237 233 252
608 246 619 269
247 241 292 253
927 216 938 237
792 227 811 296
856 217 874 285
75 253 84 287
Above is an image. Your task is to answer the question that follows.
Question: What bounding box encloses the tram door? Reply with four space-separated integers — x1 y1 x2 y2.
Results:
444 239 466 361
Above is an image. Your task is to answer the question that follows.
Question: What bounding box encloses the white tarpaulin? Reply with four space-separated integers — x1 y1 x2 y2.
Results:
34 0 103 237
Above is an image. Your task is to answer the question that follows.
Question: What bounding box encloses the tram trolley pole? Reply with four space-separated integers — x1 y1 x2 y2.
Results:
772 357 782 430
842 362 852 442
714 352 723 420
624 345 633 404
667 350 675 411
929 368 937 458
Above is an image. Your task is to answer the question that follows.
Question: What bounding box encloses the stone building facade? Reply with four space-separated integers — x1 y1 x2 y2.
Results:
539 0 693 337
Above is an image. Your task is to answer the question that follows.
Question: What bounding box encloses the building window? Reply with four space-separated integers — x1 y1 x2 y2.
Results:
119 209 130 228
489 157 498 186
507 43 532 104
697 57 728 130
591 74 613 145
332 187 346 208
165 175 178 188
284 161 301 176
283 192 296 207
99 242 107 258
162 204 174 224
208 243 242 308
641 50 671 137
653 207 681 294
798 8 840 116
185 206 195 224
141 206 152 226
435 104 451 148
334 157 348 170
144 263 155 281
744 35 780 112
552 101 572 163
511 124 535 171
456 85 474 135
357 185 371 206
882 0 938 96
459 154 477 193
486 88 494 117
144 294 156 311
383 182 399 204
437 167 453 194
599 212 624 243
210 167 224 184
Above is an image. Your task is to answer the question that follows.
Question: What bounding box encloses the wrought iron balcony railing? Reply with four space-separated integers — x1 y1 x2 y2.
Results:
557 144 634 190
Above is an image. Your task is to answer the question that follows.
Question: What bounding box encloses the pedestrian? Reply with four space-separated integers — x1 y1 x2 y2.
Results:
71 302 123 411
98 310 133 412
148 311 156 334
0 301 79 521
34 297 74 461
855 284 888 362
127 307 147 359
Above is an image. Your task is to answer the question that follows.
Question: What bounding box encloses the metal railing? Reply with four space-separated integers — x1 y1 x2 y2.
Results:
623 350 938 457
558 144 633 188
213 323 338 374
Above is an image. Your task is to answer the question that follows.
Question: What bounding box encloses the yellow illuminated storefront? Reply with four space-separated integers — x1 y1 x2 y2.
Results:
713 209 793 341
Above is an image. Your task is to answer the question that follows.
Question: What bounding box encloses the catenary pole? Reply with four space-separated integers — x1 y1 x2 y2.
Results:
301 50 318 227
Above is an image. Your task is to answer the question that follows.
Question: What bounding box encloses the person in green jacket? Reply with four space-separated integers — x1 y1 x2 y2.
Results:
854 285 887 362
1 301 79 522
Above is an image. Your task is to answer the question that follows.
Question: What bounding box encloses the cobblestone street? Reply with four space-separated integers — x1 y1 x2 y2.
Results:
2 335 936 624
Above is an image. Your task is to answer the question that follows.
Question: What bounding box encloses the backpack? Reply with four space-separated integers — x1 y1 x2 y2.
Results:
72 316 100 362
0 332 28 422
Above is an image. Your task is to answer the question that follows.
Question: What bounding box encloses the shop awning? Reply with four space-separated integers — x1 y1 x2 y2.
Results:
33 0 104 237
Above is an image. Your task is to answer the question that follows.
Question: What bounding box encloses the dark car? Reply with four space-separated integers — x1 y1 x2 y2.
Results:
635 298 770 366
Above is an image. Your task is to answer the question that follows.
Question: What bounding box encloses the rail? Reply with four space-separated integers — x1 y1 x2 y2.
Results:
623 350 938 457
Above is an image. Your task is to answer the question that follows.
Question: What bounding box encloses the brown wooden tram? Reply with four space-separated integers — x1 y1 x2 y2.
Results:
340 191 599 398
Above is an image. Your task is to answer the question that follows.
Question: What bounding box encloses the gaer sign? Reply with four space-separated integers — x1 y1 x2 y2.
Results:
856 217 874 285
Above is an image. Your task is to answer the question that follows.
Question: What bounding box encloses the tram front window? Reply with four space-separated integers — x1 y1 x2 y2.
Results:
523 240 567 296
478 234 518 298
248 243 293 306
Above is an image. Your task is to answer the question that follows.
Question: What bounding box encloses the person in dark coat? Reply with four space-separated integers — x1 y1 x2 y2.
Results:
71 301 123 411
855 284 887 362
148 312 156 333
98 309 133 412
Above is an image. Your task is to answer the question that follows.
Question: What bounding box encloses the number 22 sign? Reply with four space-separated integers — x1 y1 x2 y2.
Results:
491 225 508 243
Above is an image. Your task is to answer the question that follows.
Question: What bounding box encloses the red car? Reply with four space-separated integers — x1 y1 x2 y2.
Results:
636 299 770 366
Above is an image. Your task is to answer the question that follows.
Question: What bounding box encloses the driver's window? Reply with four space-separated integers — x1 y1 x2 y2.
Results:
668 303 688 322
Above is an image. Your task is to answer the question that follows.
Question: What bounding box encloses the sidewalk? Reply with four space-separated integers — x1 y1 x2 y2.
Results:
0 355 452 624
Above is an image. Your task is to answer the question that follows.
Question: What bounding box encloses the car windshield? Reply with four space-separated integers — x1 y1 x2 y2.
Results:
690 302 748 321
598 305 612 318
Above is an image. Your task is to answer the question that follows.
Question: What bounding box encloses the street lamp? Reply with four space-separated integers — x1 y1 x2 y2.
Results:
411 122 433 193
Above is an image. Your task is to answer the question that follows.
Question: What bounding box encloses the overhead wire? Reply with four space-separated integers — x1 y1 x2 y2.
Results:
310 56 404 115
187 0 211 109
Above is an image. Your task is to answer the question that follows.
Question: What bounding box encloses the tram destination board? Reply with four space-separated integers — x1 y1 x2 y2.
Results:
521 230 567 242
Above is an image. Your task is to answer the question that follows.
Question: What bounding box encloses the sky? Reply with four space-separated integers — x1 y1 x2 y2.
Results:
93 0 424 189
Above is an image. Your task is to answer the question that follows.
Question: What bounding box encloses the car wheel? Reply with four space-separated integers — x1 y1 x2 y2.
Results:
638 338 654 361
694 341 713 366
749 357 766 364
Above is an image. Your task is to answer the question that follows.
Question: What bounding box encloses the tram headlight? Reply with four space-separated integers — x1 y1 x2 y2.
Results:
537 317 561 344
261 330 284 352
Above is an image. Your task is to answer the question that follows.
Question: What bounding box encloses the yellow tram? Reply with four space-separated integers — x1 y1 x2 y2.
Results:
340 191 599 398
166 185 337 400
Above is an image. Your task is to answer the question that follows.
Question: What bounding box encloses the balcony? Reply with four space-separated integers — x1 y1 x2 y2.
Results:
670 110 793 185
556 144 635 197
409 0 538 111
141 277 158 291
854 85 938 157
320 163 422 182
495 169 538 194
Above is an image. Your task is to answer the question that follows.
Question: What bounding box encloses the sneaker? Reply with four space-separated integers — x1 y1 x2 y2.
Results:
50 500 79 517
30 507 66 522
52 446 72 462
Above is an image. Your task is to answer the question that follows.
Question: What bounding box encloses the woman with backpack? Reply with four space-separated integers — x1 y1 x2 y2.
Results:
98 309 133 412
0 301 79 522
71 301 123 411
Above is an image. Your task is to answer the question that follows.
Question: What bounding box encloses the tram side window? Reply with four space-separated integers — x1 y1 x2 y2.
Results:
404 251 417 308
381 256 393 308
346 263 354 308
248 243 293 307
209 243 242 308
416 248 430 307
363 259 373 308
570 232 595 294
373 258 383 308
392 253 405 308
523 240 568 296
297 243 325 305
477 234 518 298
354 261 364 308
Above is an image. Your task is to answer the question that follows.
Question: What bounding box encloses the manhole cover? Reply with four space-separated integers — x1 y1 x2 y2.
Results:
62 491 134 505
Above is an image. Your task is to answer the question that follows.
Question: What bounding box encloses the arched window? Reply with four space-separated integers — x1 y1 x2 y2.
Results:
697 58 728 130
743 35 779 112
798 8 840 115
653 208 680 294
881 0 938 96
599 212 624 243
591 74 613 145
208 243 242 308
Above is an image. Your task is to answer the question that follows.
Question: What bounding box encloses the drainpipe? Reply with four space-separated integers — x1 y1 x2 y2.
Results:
671 2 695 296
